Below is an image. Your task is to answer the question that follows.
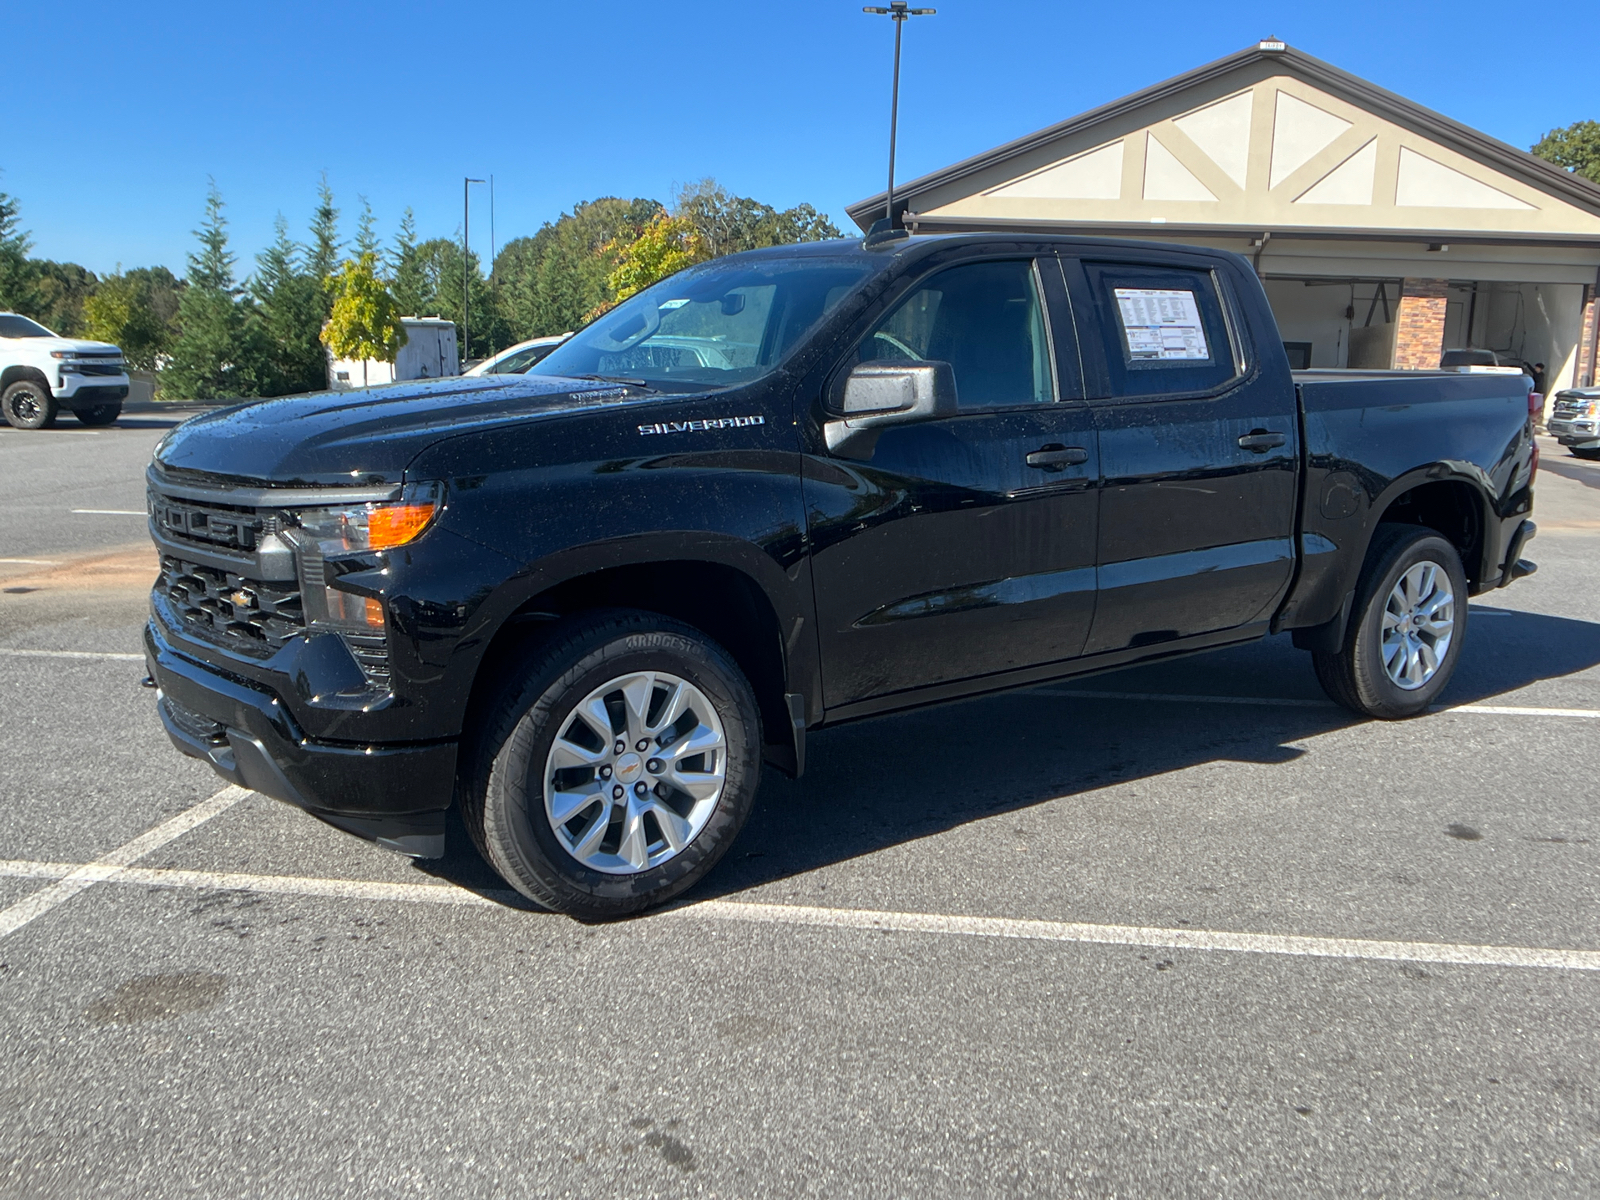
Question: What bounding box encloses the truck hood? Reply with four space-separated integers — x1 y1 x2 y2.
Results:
152 375 652 488
6 336 122 356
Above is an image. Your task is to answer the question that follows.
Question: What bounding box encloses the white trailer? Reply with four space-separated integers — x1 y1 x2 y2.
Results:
327 317 460 390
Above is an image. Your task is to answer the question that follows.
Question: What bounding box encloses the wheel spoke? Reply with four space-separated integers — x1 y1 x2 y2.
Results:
666 767 722 801
643 801 693 851
1417 639 1439 678
575 697 615 744
619 674 655 743
550 787 604 825
617 802 649 870
648 680 691 734
571 805 613 859
549 738 606 771
660 723 724 764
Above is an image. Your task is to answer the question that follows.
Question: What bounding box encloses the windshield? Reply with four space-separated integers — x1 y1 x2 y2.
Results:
529 254 875 390
0 314 55 338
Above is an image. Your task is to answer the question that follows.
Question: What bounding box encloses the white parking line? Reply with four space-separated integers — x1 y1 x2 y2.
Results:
0 559 59 566
1044 688 1600 720
69 509 144 515
0 648 145 662
0 857 1594 972
0 786 249 940
685 902 1600 973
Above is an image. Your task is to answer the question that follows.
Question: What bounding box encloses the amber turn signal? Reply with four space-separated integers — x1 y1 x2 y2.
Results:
368 503 437 550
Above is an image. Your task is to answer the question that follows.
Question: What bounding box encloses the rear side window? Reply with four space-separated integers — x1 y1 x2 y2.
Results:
859 259 1056 409
1083 262 1239 399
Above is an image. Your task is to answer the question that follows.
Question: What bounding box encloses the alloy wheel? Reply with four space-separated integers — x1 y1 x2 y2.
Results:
542 670 727 874
1381 560 1455 690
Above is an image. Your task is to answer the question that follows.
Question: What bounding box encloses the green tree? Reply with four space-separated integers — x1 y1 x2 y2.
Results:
321 251 406 387
408 236 507 360
354 196 380 259
165 184 265 400
389 207 428 316
492 197 662 339
1533 121 1600 184
82 270 176 369
0 185 38 314
673 178 841 257
601 212 706 312
251 215 327 395
307 173 341 305
30 260 99 336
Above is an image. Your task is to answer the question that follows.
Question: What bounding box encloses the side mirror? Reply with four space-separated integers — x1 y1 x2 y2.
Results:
824 361 958 459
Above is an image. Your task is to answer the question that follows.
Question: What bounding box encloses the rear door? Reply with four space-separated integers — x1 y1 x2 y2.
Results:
1066 253 1299 654
805 249 1101 709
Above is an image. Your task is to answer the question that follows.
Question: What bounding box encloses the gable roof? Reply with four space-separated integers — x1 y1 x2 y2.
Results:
847 42 1600 233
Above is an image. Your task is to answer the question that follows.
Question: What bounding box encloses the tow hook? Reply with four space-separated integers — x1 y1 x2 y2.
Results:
140 675 157 689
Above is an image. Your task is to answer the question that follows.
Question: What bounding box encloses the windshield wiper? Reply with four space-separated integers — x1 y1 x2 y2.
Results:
572 373 655 390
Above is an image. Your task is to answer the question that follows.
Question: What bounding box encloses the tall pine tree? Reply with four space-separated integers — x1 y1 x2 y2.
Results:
389 207 429 317
307 174 340 314
251 214 327 395
0 185 38 315
355 196 380 260
164 183 265 400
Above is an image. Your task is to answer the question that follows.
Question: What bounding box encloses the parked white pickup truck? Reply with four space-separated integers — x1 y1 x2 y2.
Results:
0 312 130 429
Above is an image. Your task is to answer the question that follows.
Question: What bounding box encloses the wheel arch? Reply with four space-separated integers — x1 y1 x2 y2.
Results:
1364 468 1496 588
1 365 52 394
455 540 811 776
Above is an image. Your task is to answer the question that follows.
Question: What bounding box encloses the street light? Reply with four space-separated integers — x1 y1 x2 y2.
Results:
463 177 486 366
863 1 935 229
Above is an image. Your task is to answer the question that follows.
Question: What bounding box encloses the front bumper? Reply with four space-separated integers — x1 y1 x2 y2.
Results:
55 373 130 405
145 617 456 857
1547 418 1600 448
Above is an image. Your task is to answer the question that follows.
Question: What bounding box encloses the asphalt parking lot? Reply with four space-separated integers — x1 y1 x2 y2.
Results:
2 415 1599 1197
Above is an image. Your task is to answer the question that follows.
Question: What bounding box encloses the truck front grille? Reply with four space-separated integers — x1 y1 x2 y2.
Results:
75 364 125 377
156 555 304 657
148 489 271 553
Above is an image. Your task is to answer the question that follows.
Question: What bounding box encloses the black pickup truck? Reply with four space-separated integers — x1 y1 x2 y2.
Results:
144 231 1538 918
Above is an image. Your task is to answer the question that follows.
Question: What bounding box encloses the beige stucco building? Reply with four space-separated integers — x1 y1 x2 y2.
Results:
847 41 1600 401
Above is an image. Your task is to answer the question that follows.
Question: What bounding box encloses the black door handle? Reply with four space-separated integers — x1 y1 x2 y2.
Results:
1238 431 1287 452
1026 445 1089 470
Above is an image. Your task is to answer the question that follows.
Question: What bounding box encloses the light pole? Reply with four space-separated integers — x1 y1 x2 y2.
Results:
863 1 934 228
463 177 485 366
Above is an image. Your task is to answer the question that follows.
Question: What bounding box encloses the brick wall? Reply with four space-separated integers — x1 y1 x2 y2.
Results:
1577 286 1599 388
1391 278 1449 370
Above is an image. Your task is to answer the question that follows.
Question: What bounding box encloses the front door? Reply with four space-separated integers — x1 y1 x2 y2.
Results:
1067 254 1300 655
805 252 1101 710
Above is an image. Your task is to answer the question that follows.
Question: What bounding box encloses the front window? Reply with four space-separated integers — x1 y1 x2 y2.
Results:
529 254 876 390
0 314 55 338
858 258 1055 409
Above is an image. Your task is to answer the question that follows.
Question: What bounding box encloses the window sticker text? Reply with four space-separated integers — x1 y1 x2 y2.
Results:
1114 288 1210 361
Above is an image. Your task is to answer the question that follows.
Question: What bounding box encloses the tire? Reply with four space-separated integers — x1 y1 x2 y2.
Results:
74 402 121 427
1571 447 1600 461
1 379 58 430
1312 524 1469 719
459 609 762 920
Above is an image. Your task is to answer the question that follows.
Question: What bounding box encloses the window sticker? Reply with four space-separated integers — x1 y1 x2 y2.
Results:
1113 287 1210 361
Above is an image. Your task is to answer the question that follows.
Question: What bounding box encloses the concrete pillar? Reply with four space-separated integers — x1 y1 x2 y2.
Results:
1576 286 1600 388
1391 278 1449 370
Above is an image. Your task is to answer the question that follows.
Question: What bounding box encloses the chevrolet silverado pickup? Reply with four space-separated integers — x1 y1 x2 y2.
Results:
1 312 129 429
143 231 1538 918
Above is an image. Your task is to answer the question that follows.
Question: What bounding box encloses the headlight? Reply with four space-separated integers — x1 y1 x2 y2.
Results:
294 480 443 555
294 481 443 629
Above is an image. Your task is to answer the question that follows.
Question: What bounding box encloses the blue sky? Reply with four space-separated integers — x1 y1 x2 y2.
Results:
7 0 1598 277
